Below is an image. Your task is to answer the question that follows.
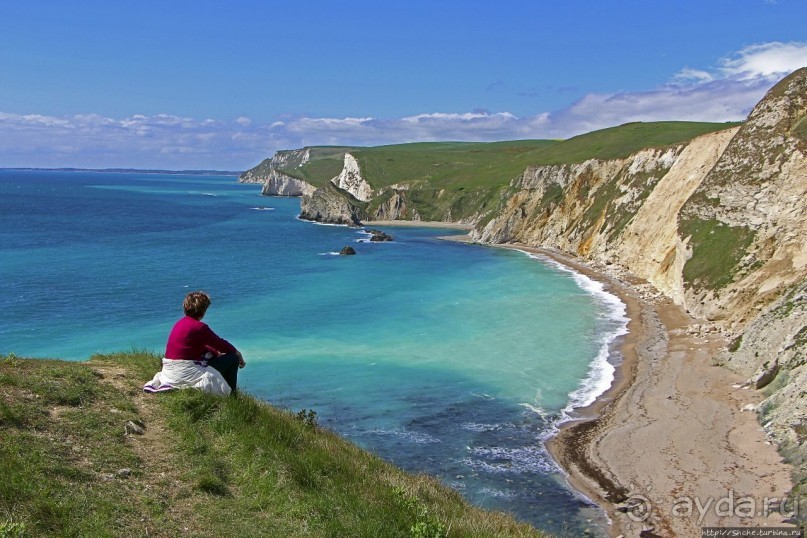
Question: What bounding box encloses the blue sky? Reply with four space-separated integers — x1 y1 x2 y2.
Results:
1 0 806 169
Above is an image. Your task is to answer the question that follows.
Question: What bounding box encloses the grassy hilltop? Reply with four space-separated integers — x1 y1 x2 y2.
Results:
272 121 742 190
0 352 543 538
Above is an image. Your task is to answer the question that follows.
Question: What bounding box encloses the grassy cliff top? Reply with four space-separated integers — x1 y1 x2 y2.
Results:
0 352 543 537
526 121 742 165
271 121 740 191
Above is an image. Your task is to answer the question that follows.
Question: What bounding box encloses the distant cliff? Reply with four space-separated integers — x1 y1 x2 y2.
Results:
299 181 369 225
239 148 316 196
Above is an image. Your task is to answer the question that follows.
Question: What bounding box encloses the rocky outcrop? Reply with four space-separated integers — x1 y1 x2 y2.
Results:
678 68 807 328
367 229 394 242
240 148 316 196
339 246 356 256
299 182 368 226
370 190 421 221
331 154 373 201
260 170 316 197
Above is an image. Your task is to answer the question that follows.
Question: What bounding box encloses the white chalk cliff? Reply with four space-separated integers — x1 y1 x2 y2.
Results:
238 148 316 196
330 154 374 202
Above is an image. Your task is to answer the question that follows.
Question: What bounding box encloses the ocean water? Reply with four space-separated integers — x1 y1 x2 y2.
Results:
0 169 628 535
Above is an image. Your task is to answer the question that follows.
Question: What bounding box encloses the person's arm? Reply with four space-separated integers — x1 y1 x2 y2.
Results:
199 322 246 368
199 323 237 355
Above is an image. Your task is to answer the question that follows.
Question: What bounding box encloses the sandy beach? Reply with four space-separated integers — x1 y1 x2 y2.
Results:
439 236 795 537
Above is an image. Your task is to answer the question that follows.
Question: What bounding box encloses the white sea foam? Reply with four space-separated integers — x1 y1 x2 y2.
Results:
478 487 517 500
518 403 552 422
518 250 629 429
460 422 502 433
318 252 341 256
462 445 556 474
250 207 275 211
361 428 442 444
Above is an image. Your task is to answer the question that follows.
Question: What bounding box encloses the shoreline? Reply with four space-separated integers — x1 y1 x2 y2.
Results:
441 235 795 537
362 219 474 230
494 243 648 535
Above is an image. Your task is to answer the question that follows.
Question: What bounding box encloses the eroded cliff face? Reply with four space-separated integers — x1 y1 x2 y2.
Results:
239 148 316 196
299 182 368 226
331 154 374 201
678 68 807 328
477 70 806 329
259 170 316 197
475 69 807 497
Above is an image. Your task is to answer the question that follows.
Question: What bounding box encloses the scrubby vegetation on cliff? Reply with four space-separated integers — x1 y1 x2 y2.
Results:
0 352 542 537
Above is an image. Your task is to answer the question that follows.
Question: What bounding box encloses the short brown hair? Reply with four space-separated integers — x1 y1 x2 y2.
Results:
183 291 211 319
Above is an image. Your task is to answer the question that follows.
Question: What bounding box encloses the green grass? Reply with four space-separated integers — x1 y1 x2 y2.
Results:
793 115 807 144
278 146 356 186
680 218 756 290
524 121 741 166
351 140 559 190
0 352 545 537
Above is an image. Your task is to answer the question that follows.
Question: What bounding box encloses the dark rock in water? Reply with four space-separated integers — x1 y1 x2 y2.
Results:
339 246 356 255
367 229 394 242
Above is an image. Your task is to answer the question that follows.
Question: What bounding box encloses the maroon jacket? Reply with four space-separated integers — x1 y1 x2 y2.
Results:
165 316 237 360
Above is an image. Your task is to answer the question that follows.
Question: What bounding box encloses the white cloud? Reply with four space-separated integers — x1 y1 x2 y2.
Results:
720 42 807 79
1 42 804 169
0 111 268 169
672 68 714 84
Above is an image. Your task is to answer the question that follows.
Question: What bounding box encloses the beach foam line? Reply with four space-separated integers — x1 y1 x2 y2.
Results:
516 250 629 428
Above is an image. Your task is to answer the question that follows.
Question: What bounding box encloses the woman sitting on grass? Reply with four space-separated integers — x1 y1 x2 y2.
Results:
144 291 246 396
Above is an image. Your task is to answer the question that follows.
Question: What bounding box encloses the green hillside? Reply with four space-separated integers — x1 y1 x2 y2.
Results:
272 121 740 192
351 140 559 189
528 121 743 165
0 352 543 537
278 146 356 185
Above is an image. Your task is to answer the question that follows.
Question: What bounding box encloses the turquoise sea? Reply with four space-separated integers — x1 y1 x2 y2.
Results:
0 170 628 535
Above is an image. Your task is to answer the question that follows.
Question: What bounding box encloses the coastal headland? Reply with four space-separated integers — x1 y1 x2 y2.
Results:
241 68 807 535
